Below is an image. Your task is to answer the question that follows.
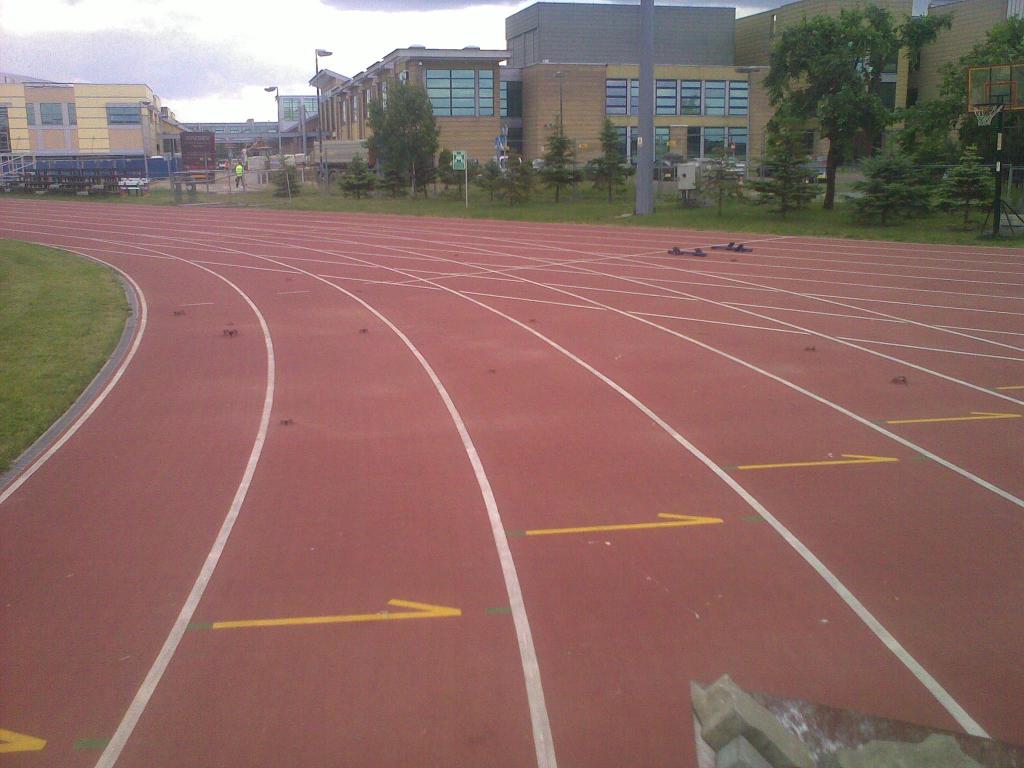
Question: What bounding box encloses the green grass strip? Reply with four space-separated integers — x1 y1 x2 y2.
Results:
0 240 129 473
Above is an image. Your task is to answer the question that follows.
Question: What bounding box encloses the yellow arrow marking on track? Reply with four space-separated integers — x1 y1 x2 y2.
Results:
0 729 46 753
736 454 899 471
886 411 1021 425
211 599 461 630
523 513 723 537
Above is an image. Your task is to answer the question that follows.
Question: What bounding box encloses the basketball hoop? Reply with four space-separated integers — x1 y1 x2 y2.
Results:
975 103 1003 127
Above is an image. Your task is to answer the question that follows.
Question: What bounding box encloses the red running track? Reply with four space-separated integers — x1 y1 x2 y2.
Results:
2 199 1022 767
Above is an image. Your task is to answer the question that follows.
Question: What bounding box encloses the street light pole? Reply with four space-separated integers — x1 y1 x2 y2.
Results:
635 0 655 215
264 86 282 159
315 48 333 187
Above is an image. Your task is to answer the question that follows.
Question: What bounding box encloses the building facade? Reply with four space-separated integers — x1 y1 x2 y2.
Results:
910 0 1019 104
324 47 508 162
0 77 180 159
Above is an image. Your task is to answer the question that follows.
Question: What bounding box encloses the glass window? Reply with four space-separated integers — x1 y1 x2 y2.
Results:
26 103 36 126
703 126 725 155
605 79 627 115
728 127 748 160
704 81 726 116
728 81 748 116
479 69 494 116
106 104 141 124
687 126 701 159
629 79 639 115
656 80 677 115
67 103 77 125
655 126 670 161
40 103 64 125
681 81 701 116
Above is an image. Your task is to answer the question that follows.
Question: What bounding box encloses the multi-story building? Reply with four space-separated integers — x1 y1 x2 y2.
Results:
506 2 754 164
735 0 913 159
910 0 1020 104
180 120 280 158
325 46 509 162
0 75 180 160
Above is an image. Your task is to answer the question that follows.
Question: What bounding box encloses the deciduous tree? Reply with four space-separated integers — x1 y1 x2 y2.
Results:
366 82 439 196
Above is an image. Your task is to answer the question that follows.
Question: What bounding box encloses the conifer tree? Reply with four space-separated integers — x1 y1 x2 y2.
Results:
699 147 743 216
852 149 931 224
506 154 535 205
540 123 578 202
750 120 816 217
476 159 504 201
938 145 992 226
589 119 629 203
339 155 375 199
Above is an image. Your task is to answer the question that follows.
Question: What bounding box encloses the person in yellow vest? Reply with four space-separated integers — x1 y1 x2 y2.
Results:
234 161 245 189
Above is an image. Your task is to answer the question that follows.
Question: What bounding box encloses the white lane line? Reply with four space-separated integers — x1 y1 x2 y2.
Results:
237 228 992 740
346 223 1023 406
109 232 559 768
0 252 147 506
630 311 806 334
462 290 604 310
192 259 300 274
94 252 276 768
627 259 1024 356
801 295 1024 316
838 338 1024 362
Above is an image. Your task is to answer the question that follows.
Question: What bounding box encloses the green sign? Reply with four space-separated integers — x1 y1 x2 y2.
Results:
452 150 467 171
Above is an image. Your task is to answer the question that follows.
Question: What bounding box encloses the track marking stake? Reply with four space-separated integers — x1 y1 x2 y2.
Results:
222 328 238 337
172 309 185 316
359 328 368 334
209 599 461 630
997 385 1024 391
891 375 908 385
735 454 899 471
668 246 706 257
520 513 723 537
279 418 294 426
0 729 46 753
886 411 1021 425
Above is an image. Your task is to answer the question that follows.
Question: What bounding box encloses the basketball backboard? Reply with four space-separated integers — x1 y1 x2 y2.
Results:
968 64 1024 112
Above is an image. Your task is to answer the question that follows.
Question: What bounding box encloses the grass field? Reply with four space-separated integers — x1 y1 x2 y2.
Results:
4 172 1012 246
0 240 129 473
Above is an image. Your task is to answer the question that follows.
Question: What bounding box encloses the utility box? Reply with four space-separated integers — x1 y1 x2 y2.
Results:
676 162 700 191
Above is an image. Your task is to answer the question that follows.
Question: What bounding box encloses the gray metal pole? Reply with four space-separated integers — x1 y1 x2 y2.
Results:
635 0 655 215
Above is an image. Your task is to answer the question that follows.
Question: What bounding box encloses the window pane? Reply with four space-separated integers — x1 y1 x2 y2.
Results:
655 125 670 159
107 105 141 124
728 127 748 160
426 69 451 80
615 126 628 159
703 126 725 155
687 126 701 158
452 98 475 108
67 103 77 125
451 69 475 78
452 106 476 116
630 79 639 115
656 79 677 115
704 81 726 116
500 81 508 117
606 79 627 115
40 103 64 125
26 103 35 125
728 81 748 116
681 81 701 115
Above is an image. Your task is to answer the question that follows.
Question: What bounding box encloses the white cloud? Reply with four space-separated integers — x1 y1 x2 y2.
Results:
0 0 786 121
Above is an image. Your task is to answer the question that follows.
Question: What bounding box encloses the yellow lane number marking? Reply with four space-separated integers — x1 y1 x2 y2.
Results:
211 599 461 631
523 513 723 536
886 411 1021 425
736 453 899 471
0 729 46 753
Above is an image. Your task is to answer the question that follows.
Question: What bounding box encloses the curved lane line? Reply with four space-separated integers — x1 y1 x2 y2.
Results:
1 218 559 768
91 255 276 768
0 251 147 506
98 223 990 739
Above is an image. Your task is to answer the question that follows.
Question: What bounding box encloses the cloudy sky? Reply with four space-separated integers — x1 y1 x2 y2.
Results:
0 0 925 122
